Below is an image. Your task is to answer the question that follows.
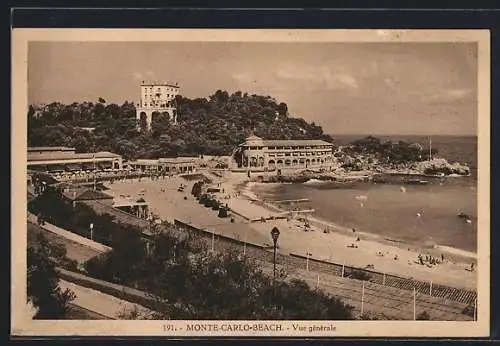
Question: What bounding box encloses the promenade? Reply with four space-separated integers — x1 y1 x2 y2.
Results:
105 172 477 291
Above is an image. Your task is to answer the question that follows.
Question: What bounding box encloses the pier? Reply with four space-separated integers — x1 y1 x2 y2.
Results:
269 198 310 204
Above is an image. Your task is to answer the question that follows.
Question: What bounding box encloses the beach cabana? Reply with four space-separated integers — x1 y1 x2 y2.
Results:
46 164 66 173
81 163 96 171
98 162 113 170
65 163 82 172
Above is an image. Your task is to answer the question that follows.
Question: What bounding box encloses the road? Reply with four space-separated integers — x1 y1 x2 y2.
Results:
28 221 102 263
59 280 153 320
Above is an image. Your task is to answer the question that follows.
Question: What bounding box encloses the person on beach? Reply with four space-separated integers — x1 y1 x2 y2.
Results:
37 212 43 226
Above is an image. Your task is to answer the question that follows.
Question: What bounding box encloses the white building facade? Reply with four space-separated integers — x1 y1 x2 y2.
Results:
136 81 180 129
127 157 199 174
233 135 334 172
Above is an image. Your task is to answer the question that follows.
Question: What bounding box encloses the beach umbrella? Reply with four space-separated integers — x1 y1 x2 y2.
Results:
355 195 368 202
413 211 424 231
355 195 368 208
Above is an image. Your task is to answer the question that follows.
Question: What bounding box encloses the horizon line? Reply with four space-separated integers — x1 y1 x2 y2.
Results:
328 133 477 137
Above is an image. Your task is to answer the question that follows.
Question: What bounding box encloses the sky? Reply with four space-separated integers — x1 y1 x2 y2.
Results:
28 41 478 136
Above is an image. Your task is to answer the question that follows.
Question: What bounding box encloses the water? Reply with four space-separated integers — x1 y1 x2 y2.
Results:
251 135 478 252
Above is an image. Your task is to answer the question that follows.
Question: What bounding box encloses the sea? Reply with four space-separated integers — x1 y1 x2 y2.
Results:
250 135 478 253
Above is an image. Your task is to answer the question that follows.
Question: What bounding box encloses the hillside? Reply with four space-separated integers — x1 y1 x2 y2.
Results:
28 90 334 160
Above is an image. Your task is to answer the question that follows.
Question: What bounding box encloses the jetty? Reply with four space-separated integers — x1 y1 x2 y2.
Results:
277 209 316 216
269 198 310 204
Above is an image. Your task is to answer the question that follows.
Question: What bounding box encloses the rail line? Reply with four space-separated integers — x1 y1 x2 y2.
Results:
257 261 471 320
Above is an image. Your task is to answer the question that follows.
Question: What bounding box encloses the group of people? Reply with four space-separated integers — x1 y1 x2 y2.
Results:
36 212 46 226
417 253 444 266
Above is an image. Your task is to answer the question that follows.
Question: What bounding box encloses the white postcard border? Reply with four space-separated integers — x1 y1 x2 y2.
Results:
11 28 491 338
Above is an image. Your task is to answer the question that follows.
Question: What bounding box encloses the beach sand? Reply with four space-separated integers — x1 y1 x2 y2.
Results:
104 171 477 291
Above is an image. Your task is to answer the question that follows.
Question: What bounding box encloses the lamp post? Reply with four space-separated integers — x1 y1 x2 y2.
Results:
270 227 280 280
89 222 94 241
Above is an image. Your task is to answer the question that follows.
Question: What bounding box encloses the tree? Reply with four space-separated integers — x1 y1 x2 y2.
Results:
28 90 336 160
416 311 431 320
27 239 76 319
277 102 288 117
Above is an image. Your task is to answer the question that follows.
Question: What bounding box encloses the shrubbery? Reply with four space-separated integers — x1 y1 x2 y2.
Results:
27 234 76 319
31 189 354 320
28 92 333 160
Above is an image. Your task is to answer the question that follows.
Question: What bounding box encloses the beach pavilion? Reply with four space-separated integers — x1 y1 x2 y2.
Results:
232 135 335 172
27 146 123 173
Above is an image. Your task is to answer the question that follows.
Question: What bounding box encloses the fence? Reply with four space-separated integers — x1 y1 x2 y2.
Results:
57 267 163 314
82 200 477 307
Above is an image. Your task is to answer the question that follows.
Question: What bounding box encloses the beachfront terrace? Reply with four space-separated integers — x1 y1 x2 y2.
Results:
128 157 199 174
28 146 123 174
233 135 335 171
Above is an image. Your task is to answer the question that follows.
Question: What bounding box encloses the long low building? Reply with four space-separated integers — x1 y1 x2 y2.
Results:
232 135 334 172
28 147 123 173
127 157 199 174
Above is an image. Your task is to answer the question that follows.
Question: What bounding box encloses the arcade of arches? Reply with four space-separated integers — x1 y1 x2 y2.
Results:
233 136 334 171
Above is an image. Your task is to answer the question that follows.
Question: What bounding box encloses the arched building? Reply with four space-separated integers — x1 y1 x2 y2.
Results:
232 135 334 172
136 81 180 130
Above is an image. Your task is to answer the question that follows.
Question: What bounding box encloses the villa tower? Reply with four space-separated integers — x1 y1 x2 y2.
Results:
136 81 180 130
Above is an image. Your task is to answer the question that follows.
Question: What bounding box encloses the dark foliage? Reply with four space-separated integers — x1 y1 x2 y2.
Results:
191 181 204 198
27 234 76 319
28 93 334 160
343 268 372 281
31 185 354 320
416 311 431 320
347 135 438 165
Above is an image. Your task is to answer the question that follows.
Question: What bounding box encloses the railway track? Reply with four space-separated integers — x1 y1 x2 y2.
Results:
247 247 477 306
78 200 478 308
257 261 472 321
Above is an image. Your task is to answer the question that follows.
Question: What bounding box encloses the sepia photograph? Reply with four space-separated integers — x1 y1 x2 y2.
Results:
11 29 490 337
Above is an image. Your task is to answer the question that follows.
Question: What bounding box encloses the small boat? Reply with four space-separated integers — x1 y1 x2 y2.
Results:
457 211 472 221
407 179 429 185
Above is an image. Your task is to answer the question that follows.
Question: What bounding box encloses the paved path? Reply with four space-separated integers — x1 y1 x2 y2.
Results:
27 212 111 253
28 221 102 263
59 280 152 320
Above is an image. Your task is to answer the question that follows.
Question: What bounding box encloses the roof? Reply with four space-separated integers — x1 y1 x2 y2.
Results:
130 157 199 165
159 157 198 164
28 146 75 152
240 138 333 147
113 196 149 208
130 159 160 165
28 150 121 162
141 82 179 88
62 188 114 201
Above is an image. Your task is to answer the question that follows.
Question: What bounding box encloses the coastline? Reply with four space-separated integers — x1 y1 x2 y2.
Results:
238 179 477 265
103 171 477 290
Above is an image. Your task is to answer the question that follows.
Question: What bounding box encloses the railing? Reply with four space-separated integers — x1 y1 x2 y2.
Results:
81 200 478 306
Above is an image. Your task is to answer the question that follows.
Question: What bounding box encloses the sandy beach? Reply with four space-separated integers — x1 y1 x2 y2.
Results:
104 170 477 291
